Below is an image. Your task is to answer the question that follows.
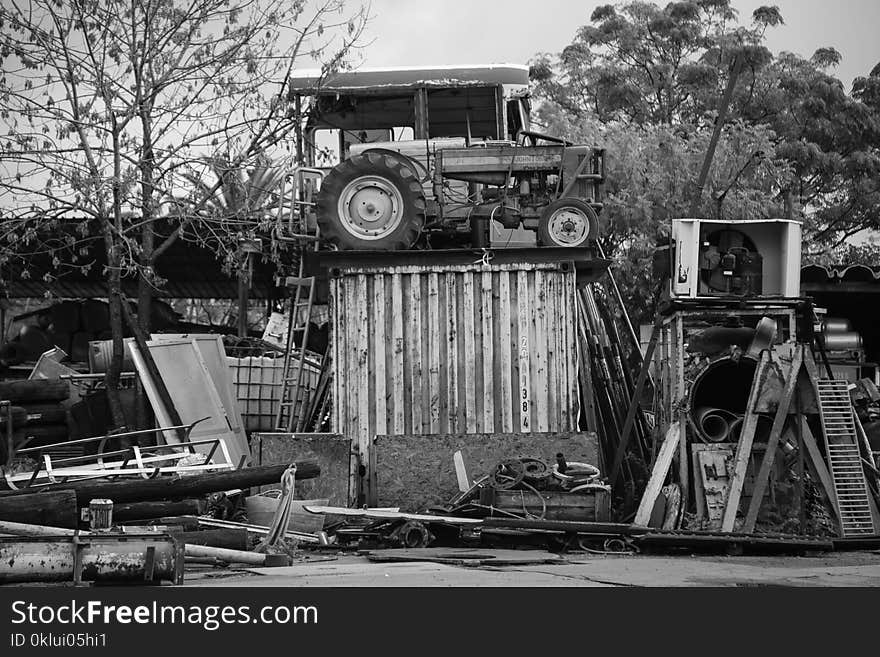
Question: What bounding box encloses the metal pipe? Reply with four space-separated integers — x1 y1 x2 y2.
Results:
694 407 731 443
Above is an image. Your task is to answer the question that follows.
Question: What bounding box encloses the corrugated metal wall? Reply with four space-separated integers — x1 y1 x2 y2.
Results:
331 261 580 500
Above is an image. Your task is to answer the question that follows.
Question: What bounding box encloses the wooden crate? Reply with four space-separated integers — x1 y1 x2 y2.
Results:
483 489 611 522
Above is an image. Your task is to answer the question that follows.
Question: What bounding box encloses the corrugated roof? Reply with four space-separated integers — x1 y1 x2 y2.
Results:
801 264 880 284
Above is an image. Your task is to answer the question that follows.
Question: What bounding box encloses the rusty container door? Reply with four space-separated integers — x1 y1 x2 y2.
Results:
331 261 579 503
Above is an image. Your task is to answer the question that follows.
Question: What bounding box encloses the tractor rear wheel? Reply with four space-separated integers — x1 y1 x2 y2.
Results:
538 198 599 247
316 152 425 250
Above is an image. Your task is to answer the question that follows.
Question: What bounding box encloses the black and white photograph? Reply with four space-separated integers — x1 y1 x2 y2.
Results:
0 0 879 645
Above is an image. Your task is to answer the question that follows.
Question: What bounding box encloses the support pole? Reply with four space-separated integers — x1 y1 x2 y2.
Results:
721 350 771 532
742 345 804 532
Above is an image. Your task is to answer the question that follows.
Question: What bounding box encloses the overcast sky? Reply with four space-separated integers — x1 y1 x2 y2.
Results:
357 0 880 90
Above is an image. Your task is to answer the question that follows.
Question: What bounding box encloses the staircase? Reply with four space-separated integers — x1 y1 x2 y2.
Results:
816 379 876 537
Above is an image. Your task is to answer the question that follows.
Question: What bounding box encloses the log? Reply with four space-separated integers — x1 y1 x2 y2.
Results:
176 528 249 550
184 543 266 565
113 499 205 522
0 460 319 504
0 379 70 403
0 490 78 529
0 519 75 537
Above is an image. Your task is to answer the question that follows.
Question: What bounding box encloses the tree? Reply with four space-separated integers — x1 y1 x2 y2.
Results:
0 0 366 427
531 0 880 319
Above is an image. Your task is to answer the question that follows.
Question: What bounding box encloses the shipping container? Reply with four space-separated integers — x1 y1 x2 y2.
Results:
330 258 581 502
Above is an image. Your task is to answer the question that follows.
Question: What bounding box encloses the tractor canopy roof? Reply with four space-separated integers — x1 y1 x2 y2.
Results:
288 64 530 96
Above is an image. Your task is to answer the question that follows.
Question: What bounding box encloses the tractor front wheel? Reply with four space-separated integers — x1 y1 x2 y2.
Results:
537 198 599 247
316 152 425 250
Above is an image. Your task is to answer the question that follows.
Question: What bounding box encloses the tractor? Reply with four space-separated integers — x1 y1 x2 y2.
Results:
287 64 605 251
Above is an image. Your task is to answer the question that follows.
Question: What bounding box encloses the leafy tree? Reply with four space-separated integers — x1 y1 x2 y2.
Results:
0 0 366 427
531 0 880 319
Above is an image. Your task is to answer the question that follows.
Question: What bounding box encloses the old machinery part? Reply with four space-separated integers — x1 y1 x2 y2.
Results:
389 520 435 549
698 229 763 295
316 152 425 250
360 148 430 183
519 457 550 484
551 461 600 484
821 317 852 333
745 317 778 358
489 459 526 490
537 198 598 247
822 331 863 352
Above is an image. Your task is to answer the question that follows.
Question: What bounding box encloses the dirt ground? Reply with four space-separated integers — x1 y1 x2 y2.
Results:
184 549 880 587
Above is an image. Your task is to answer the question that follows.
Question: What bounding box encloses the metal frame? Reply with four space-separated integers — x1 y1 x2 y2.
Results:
3 418 233 490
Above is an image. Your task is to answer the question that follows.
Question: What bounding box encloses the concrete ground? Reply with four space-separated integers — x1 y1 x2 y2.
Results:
185 549 880 587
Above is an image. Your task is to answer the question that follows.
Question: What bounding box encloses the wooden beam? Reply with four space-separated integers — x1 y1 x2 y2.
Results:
743 346 804 532
609 314 661 483
721 350 771 532
634 423 681 526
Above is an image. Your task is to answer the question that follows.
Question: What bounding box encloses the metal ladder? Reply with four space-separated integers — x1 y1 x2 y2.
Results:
274 275 317 433
815 379 876 536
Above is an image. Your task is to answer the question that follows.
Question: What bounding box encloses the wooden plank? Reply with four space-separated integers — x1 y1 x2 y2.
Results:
356 275 370 484
498 270 513 433
331 278 342 435
480 271 495 433
462 272 477 433
517 270 531 432
453 450 469 493
721 350 771 532
390 273 405 434
534 270 549 432
428 273 442 433
408 273 423 433
675 314 688 518
445 273 459 433
634 423 681 526
548 273 561 430
372 275 387 440
743 345 804 532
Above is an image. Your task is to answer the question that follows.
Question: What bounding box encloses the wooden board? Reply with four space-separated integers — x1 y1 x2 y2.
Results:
487 489 611 522
374 432 600 511
252 433 351 507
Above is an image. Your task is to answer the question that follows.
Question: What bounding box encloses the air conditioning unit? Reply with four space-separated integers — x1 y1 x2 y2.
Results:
670 218 802 298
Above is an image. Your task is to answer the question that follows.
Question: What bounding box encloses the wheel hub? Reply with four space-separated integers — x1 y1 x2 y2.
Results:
337 175 404 239
548 207 589 245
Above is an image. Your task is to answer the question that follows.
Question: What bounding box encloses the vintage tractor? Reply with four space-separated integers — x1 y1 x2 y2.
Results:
287 64 605 251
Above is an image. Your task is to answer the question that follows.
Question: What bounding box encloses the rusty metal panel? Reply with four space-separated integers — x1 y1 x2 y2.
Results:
331 261 579 504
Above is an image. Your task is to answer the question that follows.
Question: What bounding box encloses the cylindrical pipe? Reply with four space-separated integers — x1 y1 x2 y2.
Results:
694 407 730 443
822 318 852 333
822 332 862 351
0 535 181 584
